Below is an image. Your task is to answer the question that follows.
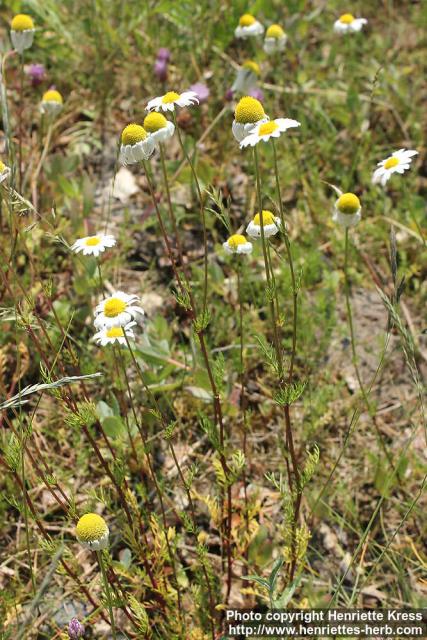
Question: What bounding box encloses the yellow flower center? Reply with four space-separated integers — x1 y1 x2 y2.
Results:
121 124 147 145
104 298 127 317
266 24 285 39
235 96 265 124
0 161 6 172
11 14 34 31
243 60 261 76
85 236 100 246
162 91 180 104
253 210 276 226
337 192 361 214
239 14 256 27
258 121 279 136
384 156 399 169
42 90 63 104
144 112 168 132
339 13 355 24
76 513 108 543
227 234 247 249
106 327 125 338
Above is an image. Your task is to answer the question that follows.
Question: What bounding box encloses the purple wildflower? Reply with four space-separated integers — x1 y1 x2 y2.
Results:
156 47 171 62
248 87 264 102
68 618 85 640
154 59 168 82
189 82 210 103
26 63 46 86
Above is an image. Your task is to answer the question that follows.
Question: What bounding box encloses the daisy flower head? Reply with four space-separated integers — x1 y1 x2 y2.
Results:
143 112 175 146
223 234 253 255
231 60 261 96
372 149 418 187
93 321 137 347
0 160 11 185
333 192 362 228
232 95 268 143
40 89 63 118
240 117 300 148
247 210 281 238
76 513 109 550
264 24 287 55
333 13 367 34
10 14 35 54
71 234 116 257
119 123 155 165
146 90 199 113
235 14 264 39
94 291 144 329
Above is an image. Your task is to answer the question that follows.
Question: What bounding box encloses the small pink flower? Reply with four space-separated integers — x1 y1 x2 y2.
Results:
68 618 84 639
248 87 264 102
154 59 168 82
26 63 46 86
156 47 171 61
190 82 210 103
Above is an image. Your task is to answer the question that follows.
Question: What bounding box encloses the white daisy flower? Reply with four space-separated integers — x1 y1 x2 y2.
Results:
40 89 63 118
232 96 268 143
76 513 109 551
143 112 175 146
372 148 418 187
333 192 362 228
240 117 300 148
263 24 287 55
223 234 253 255
0 160 11 185
333 13 367 34
246 211 281 238
94 291 144 329
71 234 116 258
119 124 155 165
231 60 261 95
146 90 199 113
10 14 35 54
93 321 137 347
235 14 264 39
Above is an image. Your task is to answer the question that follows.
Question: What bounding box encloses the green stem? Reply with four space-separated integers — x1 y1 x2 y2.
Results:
253 146 284 380
159 142 195 309
172 111 208 316
272 140 298 383
96 550 117 640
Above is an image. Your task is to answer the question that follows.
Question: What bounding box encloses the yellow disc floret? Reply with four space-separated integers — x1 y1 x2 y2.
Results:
11 14 34 31
121 124 147 145
144 112 168 132
76 513 108 543
239 14 256 27
384 156 399 170
227 234 247 250
266 24 285 39
253 210 276 226
337 193 361 214
0 161 6 172
42 89 63 104
106 327 125 338
235 96 265 124
85 236 100 246
104 298 127 317
243 60 261 76
258 121 279 136
339 13 355 24
162 91 180 104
